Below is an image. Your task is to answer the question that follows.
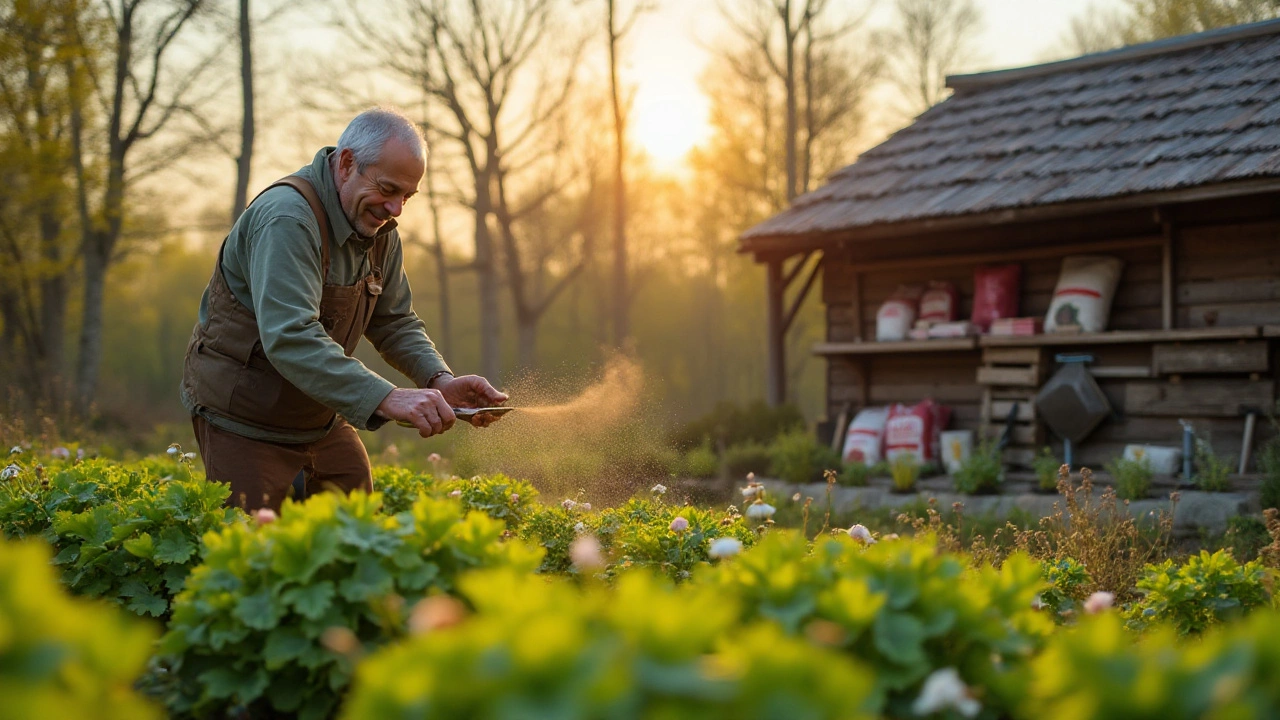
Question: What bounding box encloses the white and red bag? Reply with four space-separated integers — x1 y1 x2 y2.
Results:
876 286 923 341
919 281 959 324
842 407 888 465
971 264 1022 331
884 399 951 463
1044 255 1124 333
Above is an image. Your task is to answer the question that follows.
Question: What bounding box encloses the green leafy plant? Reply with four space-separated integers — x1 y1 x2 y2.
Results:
668 400 805 451
598 499 756 581
1032 447 1061 493
1124 550 1272 635
838 461 872 487
722 441 772 478
767 429 841 484
1192 439 1233 492
157 492 543 719
1105 456 1153 500
889 453 921 492
705 531 1053 718
341 569 876 720
1021 611 1280 719
953 440 1004 495
0 539 162 719
1038 557 1092 622
1258 436 1280 511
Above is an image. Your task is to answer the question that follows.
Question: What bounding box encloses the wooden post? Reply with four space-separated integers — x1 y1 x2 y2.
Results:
1159 210 1176 331
766 258 786 406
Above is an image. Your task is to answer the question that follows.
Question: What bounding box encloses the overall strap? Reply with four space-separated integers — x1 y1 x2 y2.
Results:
248 175 335 280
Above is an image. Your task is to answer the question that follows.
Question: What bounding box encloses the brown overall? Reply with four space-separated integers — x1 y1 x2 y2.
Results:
182 176 390 512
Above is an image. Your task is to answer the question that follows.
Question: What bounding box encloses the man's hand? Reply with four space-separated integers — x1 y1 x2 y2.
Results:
376 388 455 437
435 375 509 428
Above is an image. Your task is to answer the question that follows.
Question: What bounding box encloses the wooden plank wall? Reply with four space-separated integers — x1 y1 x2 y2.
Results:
823 207 1280 471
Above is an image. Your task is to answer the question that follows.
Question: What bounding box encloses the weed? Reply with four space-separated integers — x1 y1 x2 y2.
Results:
1193 440 1232 492
767 429 841 485
681 442 718 479
889 453 921 492
1256 437 1280 511
1106 456 1153 500
722 442 771 478
837 461 871 487
953 440 1003 495
1033 447 1061 493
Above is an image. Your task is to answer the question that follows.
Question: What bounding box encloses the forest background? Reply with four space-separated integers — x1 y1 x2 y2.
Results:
4 0 1278 457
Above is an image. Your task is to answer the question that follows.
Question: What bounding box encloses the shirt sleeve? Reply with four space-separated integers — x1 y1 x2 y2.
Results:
364 234 453 387
245 215 396 430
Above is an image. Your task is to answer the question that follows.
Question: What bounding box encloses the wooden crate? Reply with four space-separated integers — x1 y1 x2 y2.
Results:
977 347 1046 469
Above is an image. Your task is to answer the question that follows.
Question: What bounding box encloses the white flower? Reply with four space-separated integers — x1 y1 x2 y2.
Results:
166 444 180 456
569 535 604 570
1031 595 1046 610
912 667 981 718
183 452 197 461
708 537 743 559
427 452 442 463
574 521 586 534
448 489 462 498
562 498 578 511
254 508 278 526
9 446 22 456
669 516 689 532
792 492 801 501
1 464 20 480
49 447 70 460
650 483 667 495
580 502 592 511
745 502 776 521
76 448 84 460
846 524 875 544
741 484 763 499
746 472 755 481
1084 591 1115 614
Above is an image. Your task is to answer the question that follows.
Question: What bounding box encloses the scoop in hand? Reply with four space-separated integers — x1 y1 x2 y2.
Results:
396 407 515 428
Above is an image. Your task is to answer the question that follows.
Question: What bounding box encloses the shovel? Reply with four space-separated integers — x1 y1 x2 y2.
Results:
395 407 515 428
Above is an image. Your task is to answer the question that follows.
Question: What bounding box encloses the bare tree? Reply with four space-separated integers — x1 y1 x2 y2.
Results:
231 0 253 222
605 0 652 348
885 0 981 113
71 0 223 407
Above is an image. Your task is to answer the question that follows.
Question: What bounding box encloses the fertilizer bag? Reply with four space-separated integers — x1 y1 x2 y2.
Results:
971 264 1021 331
842 407 889 465
884 399 949 463
876 286 923 341
1044 255 1124 333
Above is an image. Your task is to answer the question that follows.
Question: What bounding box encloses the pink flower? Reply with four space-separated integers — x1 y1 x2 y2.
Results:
669 516 689 532
49 447 70 460
1084 591 1115 614
509 493 520 503
427 452 442 463
569 535 604 570
580 502 592 511
448 489 462 498
254 508 278 526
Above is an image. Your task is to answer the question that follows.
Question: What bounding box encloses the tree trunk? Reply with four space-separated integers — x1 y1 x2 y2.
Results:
516 318 536 370
474 160 501 383
783 0 798 203
75 238 108 407
38 210 66 401
232 0 254 223
607 0 629 347
424 132 452 354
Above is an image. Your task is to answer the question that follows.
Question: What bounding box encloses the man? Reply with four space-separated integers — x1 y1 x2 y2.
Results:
181 107 505 512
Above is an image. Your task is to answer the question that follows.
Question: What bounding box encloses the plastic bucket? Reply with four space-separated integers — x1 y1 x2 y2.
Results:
940 430 973 474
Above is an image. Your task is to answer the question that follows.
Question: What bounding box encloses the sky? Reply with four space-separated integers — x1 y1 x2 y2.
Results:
620 0 1102 170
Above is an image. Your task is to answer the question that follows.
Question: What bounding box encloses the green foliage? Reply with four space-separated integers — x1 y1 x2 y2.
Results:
1224 515 1272 562
838 461 871 487
0 539 162 720
1194 440 1233 492
598 499 757 581
341 569 877 720
1124 550 1273 635
1032 447 1061 492
889 453 921 492
1022 611 1280 720
1259 436 1280 511
1038 558 1092 623
721 441 772 478
1106 456 1153 500
0 457 238 617
158 492 543 719
681 441 719 479
767 429 841 485
705 532 1053 717
668 400 805 451
954 440 1004 495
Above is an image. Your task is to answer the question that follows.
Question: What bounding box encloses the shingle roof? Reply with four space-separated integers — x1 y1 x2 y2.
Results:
741 19 1280 246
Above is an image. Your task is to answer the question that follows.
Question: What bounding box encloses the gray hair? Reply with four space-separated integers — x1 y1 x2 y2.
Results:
335 107 425 171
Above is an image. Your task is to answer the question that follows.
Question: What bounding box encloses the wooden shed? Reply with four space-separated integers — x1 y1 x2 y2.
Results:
741 20 1280 470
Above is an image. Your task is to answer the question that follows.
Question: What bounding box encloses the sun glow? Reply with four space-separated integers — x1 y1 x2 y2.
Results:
630 84 710 173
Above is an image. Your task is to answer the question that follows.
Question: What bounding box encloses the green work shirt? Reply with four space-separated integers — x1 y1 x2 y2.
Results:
181 147 451 443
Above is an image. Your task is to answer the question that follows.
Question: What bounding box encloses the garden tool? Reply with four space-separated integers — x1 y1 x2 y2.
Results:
396 407 516 428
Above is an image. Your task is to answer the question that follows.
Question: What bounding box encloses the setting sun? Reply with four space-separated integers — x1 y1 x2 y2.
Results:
630 85 710 172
